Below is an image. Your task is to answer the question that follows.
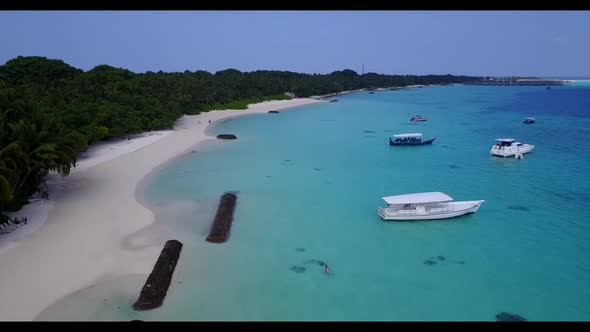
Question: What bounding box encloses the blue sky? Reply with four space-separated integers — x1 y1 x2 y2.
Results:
1 11 589 77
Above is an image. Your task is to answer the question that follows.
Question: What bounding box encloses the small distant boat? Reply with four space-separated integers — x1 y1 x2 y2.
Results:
546 86 552 90
377 192 484 221
330 98 338 102
369 91 375 94
523 117 535 124
389 133 435 146
490 138 534 158
410 115 428 122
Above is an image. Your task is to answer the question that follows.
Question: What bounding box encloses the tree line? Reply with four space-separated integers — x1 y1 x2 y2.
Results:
0 56 481 221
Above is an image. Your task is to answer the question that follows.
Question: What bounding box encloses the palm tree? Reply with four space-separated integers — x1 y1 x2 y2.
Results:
0 159 16 202
6 110 85 198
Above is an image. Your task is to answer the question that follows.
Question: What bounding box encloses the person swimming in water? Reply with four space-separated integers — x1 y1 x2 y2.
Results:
324 264 331 274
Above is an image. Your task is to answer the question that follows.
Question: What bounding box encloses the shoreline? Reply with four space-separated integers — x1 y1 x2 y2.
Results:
0 97 325 321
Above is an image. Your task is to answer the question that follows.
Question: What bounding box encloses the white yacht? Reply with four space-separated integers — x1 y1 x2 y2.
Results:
377 192 484 221
490 138 534 158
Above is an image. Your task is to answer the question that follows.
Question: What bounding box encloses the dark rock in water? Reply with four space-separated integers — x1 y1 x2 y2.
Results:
448 164 461 169
206 192 238 243
265 175 272 178
454 260 465 265
507 205 531 212
290 265 306 273
281 160 295 166
363 130 376 133
217 134 237 140
268 110 280 114
496 312 527 321
436 256 446 261
313 168 322 171
424 259 437 266
133 240 183 311
295 248 305 252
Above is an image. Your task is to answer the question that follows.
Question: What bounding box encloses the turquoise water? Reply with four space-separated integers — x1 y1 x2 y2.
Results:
40 84 590 321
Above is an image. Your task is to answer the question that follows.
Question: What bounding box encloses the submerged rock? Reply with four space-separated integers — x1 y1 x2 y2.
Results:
436 256 446 261
363 130 376 133
448 164 461 169
424 259 437 266
496 312 527 321
295 248 305 252
507 205 531 212
290 265 306 273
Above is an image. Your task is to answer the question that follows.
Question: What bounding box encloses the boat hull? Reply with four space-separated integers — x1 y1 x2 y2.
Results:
377 201 484 221
390 137 435 146
490 144 534 157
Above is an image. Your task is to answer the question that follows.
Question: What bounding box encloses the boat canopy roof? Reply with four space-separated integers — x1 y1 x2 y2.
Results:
495 138 515 142
393 133 423 138
524 117 536 120
382 192 453 205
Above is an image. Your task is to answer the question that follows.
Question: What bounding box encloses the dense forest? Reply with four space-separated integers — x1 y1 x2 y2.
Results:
0 56 481 221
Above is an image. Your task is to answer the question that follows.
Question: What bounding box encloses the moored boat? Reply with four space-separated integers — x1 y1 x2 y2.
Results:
523 117 535 124
389 133 435 146
490 138 534 158
411 115 428 122
377 192 484 221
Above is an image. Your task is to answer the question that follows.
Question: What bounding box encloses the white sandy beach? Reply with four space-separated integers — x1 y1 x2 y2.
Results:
0 98 323 321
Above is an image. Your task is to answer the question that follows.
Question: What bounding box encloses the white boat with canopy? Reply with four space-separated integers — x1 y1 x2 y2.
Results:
490 138 534 158
377 192 484 221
